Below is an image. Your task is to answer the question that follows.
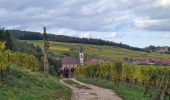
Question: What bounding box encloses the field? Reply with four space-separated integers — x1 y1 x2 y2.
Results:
0 66 72 100
25 40 170 60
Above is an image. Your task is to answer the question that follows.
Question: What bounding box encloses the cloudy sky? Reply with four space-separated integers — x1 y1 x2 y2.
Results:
0 0 170 47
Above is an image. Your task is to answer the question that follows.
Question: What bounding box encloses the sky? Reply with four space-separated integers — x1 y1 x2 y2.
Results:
0 0 170 48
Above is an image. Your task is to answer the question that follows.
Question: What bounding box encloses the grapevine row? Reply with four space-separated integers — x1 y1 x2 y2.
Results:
0 42 39 71
76 61 170 88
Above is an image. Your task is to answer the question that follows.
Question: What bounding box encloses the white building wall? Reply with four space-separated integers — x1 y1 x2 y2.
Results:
79 53 84 65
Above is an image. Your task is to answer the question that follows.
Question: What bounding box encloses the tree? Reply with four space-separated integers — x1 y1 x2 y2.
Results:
168 47 170 51
3 30 13 50
0 28 13 50
0 28 5 41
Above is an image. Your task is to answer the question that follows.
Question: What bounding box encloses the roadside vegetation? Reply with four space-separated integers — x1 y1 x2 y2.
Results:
0 66 72 100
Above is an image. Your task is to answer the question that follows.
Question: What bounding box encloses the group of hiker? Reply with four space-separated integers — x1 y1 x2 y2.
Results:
59 67 76 79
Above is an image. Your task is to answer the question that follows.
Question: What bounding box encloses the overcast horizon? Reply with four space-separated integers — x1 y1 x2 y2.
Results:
0 0 170 48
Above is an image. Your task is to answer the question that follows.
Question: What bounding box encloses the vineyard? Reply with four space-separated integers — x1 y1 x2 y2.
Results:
25 40 170 60
0 41 39 78
76 61 170 100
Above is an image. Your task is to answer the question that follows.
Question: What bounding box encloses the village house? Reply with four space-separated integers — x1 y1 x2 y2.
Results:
155 59 170 66
61 56 80 68
128 57 170 66
84 59 104 65
154 47 169 54
61 46 103 69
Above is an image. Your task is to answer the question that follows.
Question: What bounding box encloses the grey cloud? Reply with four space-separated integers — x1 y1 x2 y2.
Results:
130 0 170 31
0 0 170 32
144 19 170 31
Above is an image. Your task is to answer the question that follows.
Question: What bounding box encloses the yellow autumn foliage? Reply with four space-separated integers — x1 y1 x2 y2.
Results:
76 62 170 86
0 42 39 70
0 41 5 50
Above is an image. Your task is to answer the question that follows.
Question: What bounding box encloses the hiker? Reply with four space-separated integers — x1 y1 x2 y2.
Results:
71 67 76 78
59 68 63 79
65 67 69 78
63 67 66 78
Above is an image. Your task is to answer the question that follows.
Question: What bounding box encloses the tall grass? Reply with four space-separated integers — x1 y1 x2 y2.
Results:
0 66 72 100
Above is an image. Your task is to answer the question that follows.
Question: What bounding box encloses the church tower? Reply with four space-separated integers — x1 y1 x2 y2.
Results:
79 45 84 65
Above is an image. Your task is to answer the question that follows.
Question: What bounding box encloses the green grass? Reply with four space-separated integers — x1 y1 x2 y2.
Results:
24 40 170 60
0 67 72 100
76 77 153 100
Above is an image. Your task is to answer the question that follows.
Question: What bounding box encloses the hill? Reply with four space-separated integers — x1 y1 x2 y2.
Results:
25 40 170 60
8 30 147 52
0 28 72 100
0 66 72 100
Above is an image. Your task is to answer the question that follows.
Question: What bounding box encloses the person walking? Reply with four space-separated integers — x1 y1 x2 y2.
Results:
63 67 66 78
65 67 69 78
71 67 76 78
59 68 63 79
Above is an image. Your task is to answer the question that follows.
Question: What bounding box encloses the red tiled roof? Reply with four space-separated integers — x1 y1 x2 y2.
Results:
61 57 80 65
84 60 97 65
155 59 170 64
141 58 153 61
155 47 168 53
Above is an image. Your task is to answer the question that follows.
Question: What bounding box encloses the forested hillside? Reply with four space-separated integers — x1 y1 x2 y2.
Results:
8 30 147 52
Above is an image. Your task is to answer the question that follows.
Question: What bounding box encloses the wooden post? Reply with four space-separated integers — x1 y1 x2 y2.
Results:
43 27 49 78
162 77 169 100
0 69 3 80
153 74 166 100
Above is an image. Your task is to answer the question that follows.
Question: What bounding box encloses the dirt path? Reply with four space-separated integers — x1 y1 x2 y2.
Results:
60 78 122 100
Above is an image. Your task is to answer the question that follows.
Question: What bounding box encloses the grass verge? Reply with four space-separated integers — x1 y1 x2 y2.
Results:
0 67 72 100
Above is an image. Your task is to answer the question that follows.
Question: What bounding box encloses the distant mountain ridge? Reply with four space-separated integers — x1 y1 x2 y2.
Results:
8 29 148 52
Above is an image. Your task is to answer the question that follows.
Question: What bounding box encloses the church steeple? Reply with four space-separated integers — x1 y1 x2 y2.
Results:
79 44 84 65
80 44 83 53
